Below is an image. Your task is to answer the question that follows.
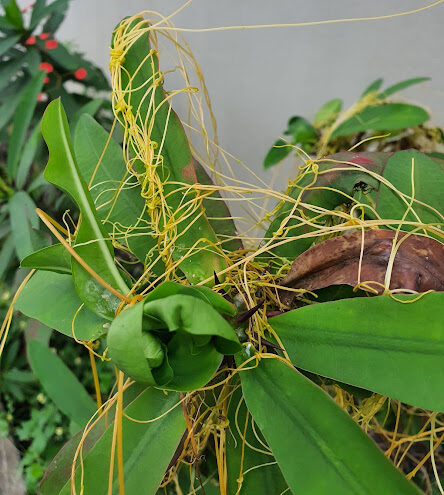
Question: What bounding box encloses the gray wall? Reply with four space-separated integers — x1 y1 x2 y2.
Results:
40 1 444 175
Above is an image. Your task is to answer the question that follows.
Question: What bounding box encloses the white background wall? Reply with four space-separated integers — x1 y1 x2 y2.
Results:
32 1 444 176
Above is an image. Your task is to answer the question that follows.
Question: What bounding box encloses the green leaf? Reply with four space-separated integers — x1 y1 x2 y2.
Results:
74 114 160 270
331 103 429 139
27 339 96 425
361 78 383 97
7 70 45 179
0 234 14 278
226 383 289 494
270 292 444 411
29 0 47 30
285 116 317 145
41 99 129 319
15 122 41 189
0 33 19 56
240 355 421 494
378 77 430 99
8 191 47 260
263 138 293 169
314 98 342 127
20 243 71 274
15 270 106 341
0 51 28 93
375 149 443 232
0 76 28 133
41 386 185 495
70 98 105 132
2 0 23 29
107 291 240 390
194 159 243 252
114 19 226 283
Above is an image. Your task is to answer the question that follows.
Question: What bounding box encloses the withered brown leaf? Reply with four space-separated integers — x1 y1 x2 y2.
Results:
280 229 444 305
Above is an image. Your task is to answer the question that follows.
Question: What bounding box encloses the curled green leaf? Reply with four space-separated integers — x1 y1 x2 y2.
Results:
107 282 240 391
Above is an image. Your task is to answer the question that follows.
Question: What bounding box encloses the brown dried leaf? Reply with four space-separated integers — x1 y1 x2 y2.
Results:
280 230 444 305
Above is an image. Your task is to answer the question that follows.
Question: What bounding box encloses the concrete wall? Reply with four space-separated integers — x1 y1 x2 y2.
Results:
31 1 444 175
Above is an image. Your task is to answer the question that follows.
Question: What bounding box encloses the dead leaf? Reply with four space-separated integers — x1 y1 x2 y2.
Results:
280 229 444 305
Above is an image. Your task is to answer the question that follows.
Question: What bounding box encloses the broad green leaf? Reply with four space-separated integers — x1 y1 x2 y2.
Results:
0 51 28 93
41 386 185 495
114 20 226 283
41 99 129 319
8 191 46 260
70 98 105 132
378 77 430 99
285 116 317 145
7 70 45 179
0 32 19 56
21 243 71 274
15 122 41 189
263 138 293 169
314 98 342 127
15 270 106 340
0 14 16 30
74 114 160 270
0 234 14 278
331 103 429 139
361 78 383 97
2 0 23 28
270 292 444 411
226 383 289 494
108 292 240 390
194 159 243 252
240 356 421 494
27 339 96 425
375 149 443 232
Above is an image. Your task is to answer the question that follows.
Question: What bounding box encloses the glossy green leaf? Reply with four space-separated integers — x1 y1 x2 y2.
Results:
41 99 129 319
375 149 443 232
7 70 45 179
15 270 106 340
0 32 19 56
314 98 342 126
29 0 47 29
74 114 160 270
240 356 421 494
285 116 317 144
226 383 289 494
331 103 429 139
27 339 96 425
15 122 41 189
378 77 430 99
107 291 240 390
114 20 226 283
361 78 383 97
270 292 444 411
20 243 71 274
263 138 293 169
8 191 47 260
41 386 185 495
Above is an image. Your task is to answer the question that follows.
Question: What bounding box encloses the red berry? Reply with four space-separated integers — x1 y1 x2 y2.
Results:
45 39 58 50
74 68 88 80
37 93 45 102
39 62 54 74
44 76 50 84
25 36 36 45
39 33 50 40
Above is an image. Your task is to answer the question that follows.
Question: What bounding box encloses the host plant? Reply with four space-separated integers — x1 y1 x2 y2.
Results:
2 11 443 495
